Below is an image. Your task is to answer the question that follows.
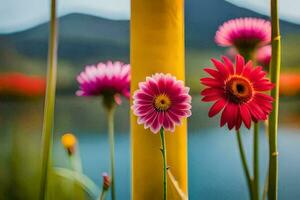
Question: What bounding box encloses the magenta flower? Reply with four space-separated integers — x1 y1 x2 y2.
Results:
200 55 274 130
76 61 130 108
132 73 192 133
215 18 271 56
257 45 272 70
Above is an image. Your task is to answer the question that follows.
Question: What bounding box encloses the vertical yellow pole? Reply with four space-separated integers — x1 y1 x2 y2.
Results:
130 0 187 199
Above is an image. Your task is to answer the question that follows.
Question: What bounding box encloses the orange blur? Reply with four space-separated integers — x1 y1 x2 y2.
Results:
280 72 300 96
0 73 46 98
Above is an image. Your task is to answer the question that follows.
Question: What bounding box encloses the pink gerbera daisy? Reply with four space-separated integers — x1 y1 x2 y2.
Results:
200 55 274 130
257 45 272 70
76 61 130 108
132 73 192 133
215 18 271 57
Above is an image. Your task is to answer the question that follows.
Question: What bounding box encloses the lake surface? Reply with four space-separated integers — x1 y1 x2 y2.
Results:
52 128 300 200
1 96 300 199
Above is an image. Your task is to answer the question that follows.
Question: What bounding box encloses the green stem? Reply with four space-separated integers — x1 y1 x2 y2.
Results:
107 107 116 200
99 189 108 200
253 123 260 200
262 173 269 200
268 0 281 199
69 154 84 200
39 0 58 199
69 154 83 173
160 128 167 200
236 130 253 200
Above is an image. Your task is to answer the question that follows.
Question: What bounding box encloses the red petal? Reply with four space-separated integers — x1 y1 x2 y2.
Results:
203 68 223 80
236 116 243 130
221 56 234 74
235 55 245 75
239 104 251 129
200 77 223 87
211 58 229 79
242 61 253 78
201 87 224 96
208 98 227 117
248 101 266 121
220 102 238 129
255 93 273 102
248 66 265 82
202 95 221 102
227 104 238 130
253 80 274 91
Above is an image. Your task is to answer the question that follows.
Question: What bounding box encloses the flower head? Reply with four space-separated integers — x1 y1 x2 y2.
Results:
257 45 272 70
61 133 77 155
76 61 130 109
215 18 271 57
102 172 111 190
200 55 274 130
132 73 192 133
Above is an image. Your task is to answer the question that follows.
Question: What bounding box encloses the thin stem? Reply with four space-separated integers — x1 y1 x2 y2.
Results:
236 130 253 200
160 128 167 200
262 174 269 200
99 189 108 200
253 123 260 200
268 0 281 199
107 107 116 200
264 120 269 137
69 154 83 173
69 154 85 199
39 0 58 199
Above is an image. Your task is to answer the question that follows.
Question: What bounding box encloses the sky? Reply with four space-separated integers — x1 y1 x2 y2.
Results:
0 0 299 33
0 0 130 33
226 0 300 24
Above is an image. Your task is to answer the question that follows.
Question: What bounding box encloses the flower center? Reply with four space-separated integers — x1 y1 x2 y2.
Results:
225 76 253 104
154 94 171 111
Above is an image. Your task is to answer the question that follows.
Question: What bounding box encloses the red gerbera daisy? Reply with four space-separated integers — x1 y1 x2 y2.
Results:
200 55 274 130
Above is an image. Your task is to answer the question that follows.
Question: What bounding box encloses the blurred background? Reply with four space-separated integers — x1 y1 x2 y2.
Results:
1 0 300 199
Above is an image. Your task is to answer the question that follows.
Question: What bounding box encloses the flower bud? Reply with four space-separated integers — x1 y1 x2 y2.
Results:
102 172 111 191
61 133 77 155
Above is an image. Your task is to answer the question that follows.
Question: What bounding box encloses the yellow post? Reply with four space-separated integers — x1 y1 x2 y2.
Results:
130 0 187 199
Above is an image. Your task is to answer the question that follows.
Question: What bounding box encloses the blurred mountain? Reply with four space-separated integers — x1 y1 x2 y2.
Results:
2 14 129 64
1 0 300 58
0 0 300 92
185 0 300 48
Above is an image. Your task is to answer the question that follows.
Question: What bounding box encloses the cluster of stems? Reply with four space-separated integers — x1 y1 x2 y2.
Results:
236 125 260 200
236 0 281 199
